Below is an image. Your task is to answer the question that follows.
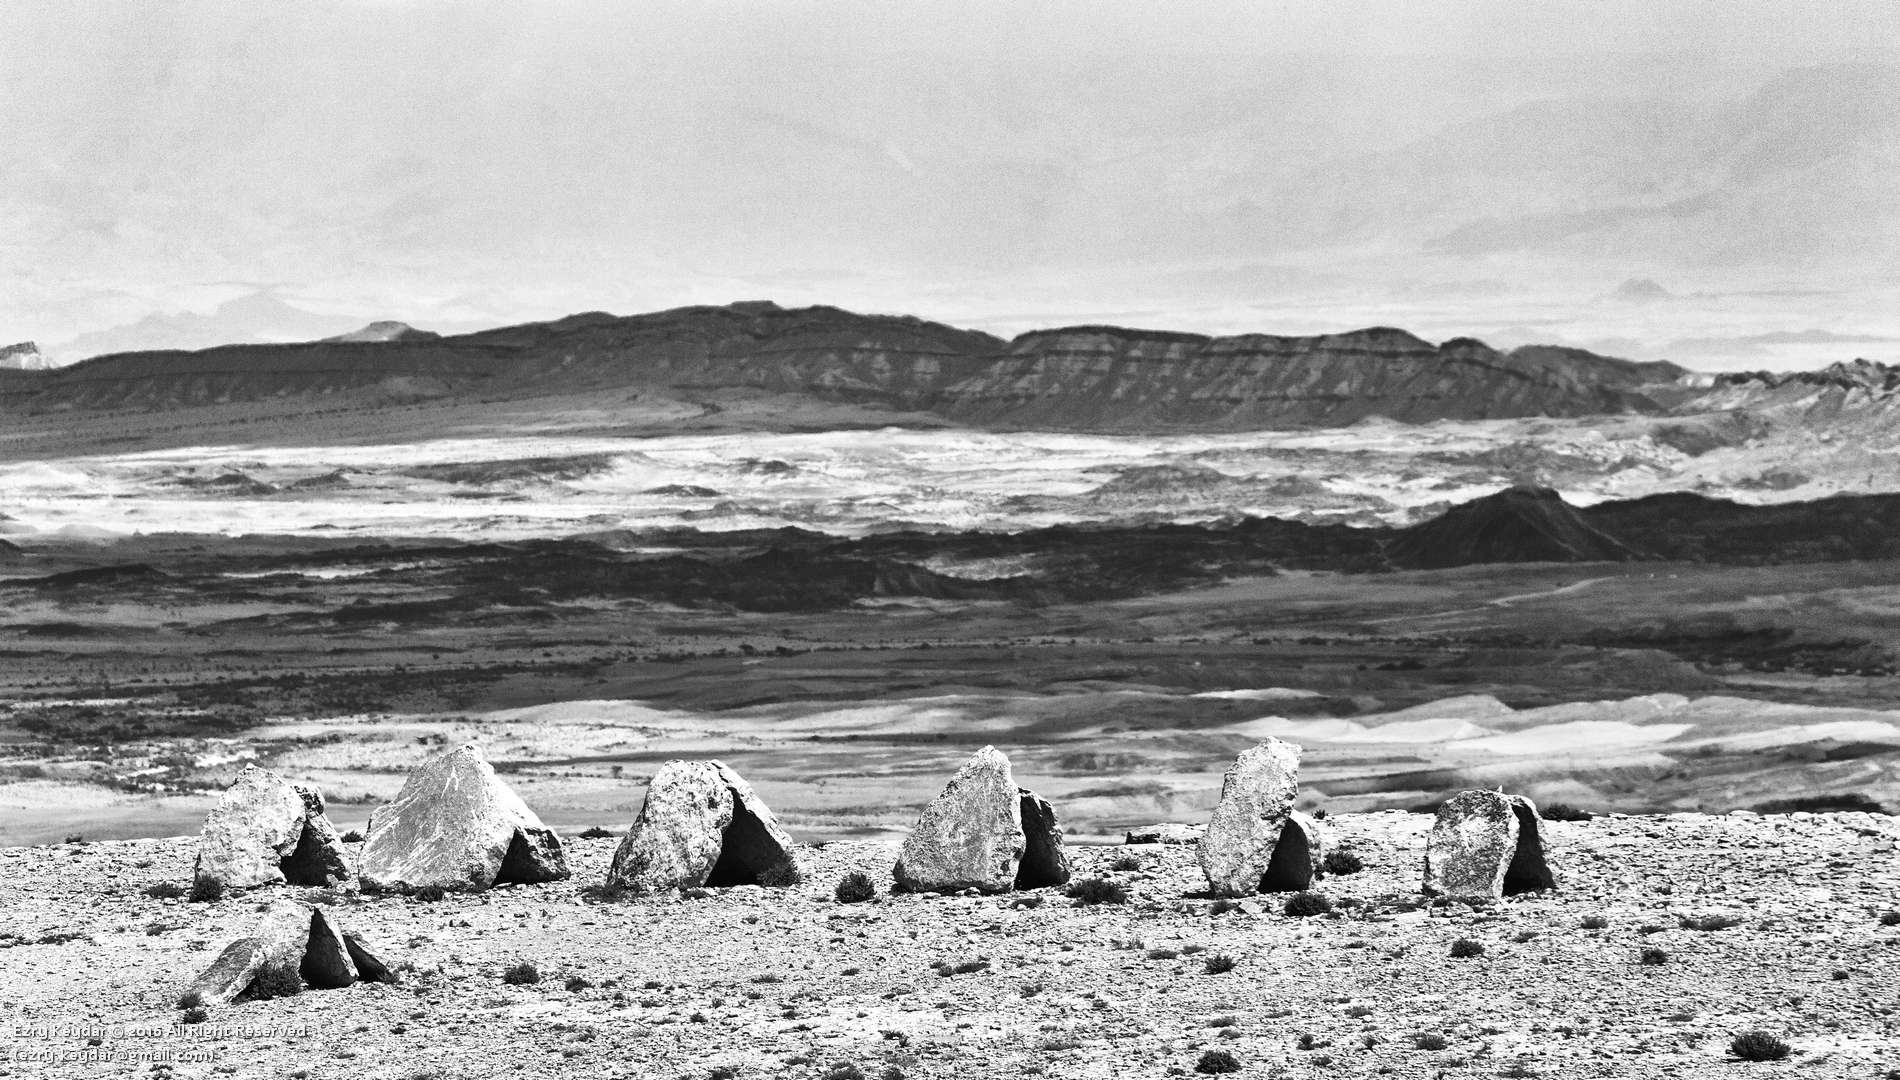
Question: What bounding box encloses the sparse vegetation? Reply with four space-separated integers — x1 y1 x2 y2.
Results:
1321 849 1363 875
502 961 540 985
1728 1031 1791 1061
1640 947 1668 966
1580 914 1609 930
176 990 203 1010
578 825 614 839
1679 914 1744 932
340 829 365 843
1412 1032 1450 1051
188 877 223 904
1066 877 1129 906
1449 938 1485 958
1283 891 1333 917
1539 803 1594 821
243 964 304 1001
1194 1049 1241 1074
834 871 877 904
758 858 803 888
1109 853 1144 872
410 884 448 903
145 882 187 900
1879 910 1899 927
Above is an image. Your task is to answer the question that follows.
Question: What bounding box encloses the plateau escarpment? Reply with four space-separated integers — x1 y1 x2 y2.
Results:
0 302 1691 431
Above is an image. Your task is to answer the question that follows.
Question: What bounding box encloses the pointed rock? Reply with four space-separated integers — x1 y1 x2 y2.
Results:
188 900 374 1005
893 746 1070 893
192 764 351 892
357 744 569 892
606 760 798 892
1200 738 1324 897
1423 789 1557 900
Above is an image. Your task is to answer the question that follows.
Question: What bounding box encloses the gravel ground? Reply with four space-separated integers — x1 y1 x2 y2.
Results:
3 811 1897 1079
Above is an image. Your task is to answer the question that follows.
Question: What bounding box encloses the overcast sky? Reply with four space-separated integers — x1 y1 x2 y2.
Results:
2 2 1897 367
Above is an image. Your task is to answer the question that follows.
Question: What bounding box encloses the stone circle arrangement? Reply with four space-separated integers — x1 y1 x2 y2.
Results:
180 738 1559 1000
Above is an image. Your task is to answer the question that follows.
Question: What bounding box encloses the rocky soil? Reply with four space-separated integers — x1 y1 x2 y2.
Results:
4 811 1897 1078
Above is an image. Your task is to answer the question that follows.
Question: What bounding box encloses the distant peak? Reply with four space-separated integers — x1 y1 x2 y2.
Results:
0 341 54 370
322 321 441 343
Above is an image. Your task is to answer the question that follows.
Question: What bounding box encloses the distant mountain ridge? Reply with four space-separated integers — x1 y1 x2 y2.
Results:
0 342 54 371
0 301 1695 432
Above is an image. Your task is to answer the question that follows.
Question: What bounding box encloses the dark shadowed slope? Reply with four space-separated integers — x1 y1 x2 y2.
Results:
1386 486 1651 569
0 302 1688 432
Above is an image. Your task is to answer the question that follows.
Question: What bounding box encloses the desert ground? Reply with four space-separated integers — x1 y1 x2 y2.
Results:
4 810 1897 1079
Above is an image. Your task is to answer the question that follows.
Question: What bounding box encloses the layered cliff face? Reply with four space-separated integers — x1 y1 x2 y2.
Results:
932 327 1687 429
0 301 1690 431
0 341 53 371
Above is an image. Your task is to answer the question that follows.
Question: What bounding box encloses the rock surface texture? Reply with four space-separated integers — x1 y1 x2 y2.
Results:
357 743 569 892
187 899 383 1005
1200 737 1324 897
192 764 351 892
893 746 1070 893
606 760 798 892
1423 789 1558 899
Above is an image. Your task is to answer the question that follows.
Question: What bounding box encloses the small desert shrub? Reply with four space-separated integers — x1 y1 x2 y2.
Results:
707 1068 739 1080
578 825 614 839
1310 807 1329 820
1040 1038 1082 1052
1208 1015 1237 1028
758 858 803 888
751 973 783 984
1344 1004 1373 1018
1728 1031 1791 1061
1580 914 1609 930
340 829 365 843
1512 929 1538 943
145 882 187 900
244 964 304 1001
1640 947 1668 966
1638 923 1666 936
1540 803 1594 822
410 884 448 903
179 1006 209 1024
64 833 86 845
1879 911 1900 927
1209 899 1240 916
1321 848 1363 875
1679 913 1744 932
1449 938 1485 959
564 975 593 992
1109 853 1143 872
1019 980 1044 998
1203 953 1236 974
821 1063 866 1080
1412 1032 1450 1051
1145 947 1180 960
834 871 877 904
1066 877 1129 906
1195 1049 1242 1074
188 878 224 904
1284 892 1333 917
1011 894 1045 909
176 990 203 1011
581 881 633 903
502 961 540 985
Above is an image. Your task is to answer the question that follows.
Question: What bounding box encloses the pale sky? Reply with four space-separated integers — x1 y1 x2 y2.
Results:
2 2 1897 368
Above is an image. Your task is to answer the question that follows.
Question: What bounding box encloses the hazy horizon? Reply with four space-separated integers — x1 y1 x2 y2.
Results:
4 1 1897 370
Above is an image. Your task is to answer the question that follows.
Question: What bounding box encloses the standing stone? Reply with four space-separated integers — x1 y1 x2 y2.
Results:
606 760 798 892
193 764 351 892
187 900 381 1005
1423 789 1557 900
893 746 1071 893
1200 738 1325 897
357 744 569 893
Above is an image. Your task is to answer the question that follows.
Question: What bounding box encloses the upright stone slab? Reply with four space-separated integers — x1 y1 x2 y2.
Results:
193 764 351 892
1423 789 1557 900
357 744 569 892
894 746 1070 893
606 760 798 892
187 900 378 1005
1200 738 1324 897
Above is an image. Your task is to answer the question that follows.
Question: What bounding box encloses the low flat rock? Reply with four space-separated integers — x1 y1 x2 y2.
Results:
1200 737 1311 897
894 746 1025 894
607 760 798 892
193 764 351 892
358 743 569 892
189 899 336 1005
1424 789 1557 899
1124 823 1205 845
